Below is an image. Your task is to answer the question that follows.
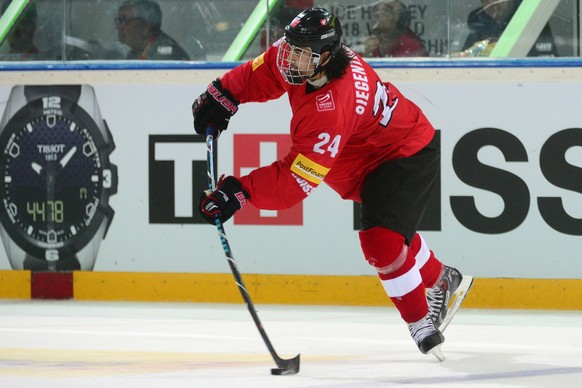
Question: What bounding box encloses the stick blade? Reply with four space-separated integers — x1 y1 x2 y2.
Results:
271 353 300 375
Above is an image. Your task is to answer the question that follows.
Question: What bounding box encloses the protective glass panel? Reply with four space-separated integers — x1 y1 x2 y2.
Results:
0 0 579 62
246 0 580 60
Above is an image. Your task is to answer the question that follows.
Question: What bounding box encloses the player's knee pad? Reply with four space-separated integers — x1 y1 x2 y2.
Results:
358 226 408 275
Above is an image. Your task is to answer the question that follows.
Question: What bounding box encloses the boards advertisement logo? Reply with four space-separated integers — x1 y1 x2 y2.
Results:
148 127 582 236
233 134 302 225
148 135 209 224
0 85 117 271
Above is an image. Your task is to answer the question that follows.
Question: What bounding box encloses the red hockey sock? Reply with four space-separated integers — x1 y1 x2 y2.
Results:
375 240 428 323
388 282 428 323
410 233 444 288
359 227 429 323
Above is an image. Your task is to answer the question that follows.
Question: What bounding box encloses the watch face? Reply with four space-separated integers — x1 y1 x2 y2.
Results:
0 92 116 262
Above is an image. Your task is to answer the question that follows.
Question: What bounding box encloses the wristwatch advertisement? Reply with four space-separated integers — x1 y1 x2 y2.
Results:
0 85 118 271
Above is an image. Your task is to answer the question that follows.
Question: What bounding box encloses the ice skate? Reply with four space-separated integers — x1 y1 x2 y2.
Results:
408 313 445 361
426 265 474 332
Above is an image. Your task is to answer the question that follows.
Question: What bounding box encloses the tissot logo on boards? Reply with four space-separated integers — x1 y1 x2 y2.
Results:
147 126 582 235
148 133 302 225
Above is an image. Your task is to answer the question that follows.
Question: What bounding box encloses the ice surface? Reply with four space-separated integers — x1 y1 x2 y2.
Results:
0 300 581 387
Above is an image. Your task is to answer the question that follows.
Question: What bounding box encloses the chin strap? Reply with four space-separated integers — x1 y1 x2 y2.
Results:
307 73 329 87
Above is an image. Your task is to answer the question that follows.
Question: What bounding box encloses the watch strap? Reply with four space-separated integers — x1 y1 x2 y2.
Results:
24 255 81 271
24 85 82 103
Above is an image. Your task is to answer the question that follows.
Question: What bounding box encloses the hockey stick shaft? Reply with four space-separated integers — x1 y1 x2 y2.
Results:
205 129 300 374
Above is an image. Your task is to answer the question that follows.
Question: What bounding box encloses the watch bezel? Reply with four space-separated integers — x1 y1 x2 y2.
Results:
0 93 116 260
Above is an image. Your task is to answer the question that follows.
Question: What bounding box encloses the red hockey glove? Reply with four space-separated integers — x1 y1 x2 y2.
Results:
199 176 249 224
192 78 239 139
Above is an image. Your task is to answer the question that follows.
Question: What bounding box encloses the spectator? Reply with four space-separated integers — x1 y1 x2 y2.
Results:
0 2 43 60
115 0 190 60
461 0 558 57
362 0 429 58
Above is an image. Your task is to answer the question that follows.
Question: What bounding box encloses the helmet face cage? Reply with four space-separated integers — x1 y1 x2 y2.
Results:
276 39 321 85
276 7 341 85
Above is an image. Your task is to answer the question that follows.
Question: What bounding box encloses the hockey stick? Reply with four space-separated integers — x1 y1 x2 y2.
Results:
205 128 300 375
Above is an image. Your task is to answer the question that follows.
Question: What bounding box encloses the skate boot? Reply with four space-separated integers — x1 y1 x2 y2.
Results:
408 313 445 361
426 266 474 332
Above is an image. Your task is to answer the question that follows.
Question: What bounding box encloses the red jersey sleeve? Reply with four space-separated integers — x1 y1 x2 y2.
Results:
239 82 352 210
220 43 288 103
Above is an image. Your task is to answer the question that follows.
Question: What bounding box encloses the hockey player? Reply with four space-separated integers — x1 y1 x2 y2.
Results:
192 7 473 361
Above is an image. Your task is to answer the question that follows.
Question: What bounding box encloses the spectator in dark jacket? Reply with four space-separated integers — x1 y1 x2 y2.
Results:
115 0 192 60
462 0 558 57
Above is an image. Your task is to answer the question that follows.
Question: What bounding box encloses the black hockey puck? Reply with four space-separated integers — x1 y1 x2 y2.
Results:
271 367 299 375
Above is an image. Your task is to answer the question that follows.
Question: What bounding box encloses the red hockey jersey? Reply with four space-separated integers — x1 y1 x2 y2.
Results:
220 41 435 209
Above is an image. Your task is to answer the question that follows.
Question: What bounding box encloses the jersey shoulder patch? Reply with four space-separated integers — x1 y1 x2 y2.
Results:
252 53 265 71
290 153 330 184
316 90 335 112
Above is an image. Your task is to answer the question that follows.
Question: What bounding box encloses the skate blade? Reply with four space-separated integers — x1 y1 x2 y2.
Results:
428 344 445 361
439 276 474 332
